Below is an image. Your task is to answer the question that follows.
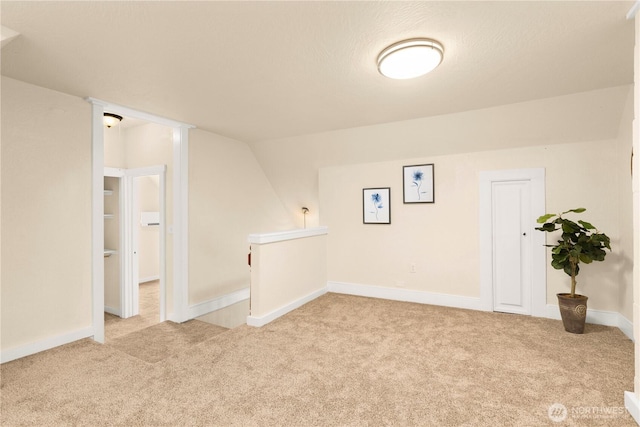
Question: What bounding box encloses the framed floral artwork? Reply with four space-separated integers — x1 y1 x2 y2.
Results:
403 164 434 203
363 187 391 224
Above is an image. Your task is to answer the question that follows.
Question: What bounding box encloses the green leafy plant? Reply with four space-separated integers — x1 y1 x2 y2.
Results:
535 208 611 298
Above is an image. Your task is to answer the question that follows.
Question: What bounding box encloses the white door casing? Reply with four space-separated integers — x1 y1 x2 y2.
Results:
479 168 546 317
90 98 193 343
130 175 141 317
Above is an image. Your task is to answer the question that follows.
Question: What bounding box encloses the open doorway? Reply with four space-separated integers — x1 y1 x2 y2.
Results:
89 98 193 344
135 174 162 324
102 116 170 342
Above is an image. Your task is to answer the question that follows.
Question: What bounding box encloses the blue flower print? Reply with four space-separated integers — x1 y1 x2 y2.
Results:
412 169 424 200
371 193 383 219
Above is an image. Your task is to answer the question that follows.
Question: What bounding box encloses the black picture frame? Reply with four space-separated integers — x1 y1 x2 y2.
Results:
363 187 391 224
403 164 434 203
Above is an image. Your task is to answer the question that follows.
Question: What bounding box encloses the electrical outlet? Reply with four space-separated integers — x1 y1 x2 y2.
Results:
410 263 416 273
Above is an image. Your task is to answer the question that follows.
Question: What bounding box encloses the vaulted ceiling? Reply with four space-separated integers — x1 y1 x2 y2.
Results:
1 1 635 143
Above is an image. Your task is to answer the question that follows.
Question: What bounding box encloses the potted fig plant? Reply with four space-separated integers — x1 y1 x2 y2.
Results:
535 208 611 334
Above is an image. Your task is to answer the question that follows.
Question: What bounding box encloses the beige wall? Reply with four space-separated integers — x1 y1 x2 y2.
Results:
104 124 125 168
188 129 295 306
1 77 92 351
320 137 630 313
249 85 633 318
249 234 327 319
617 87 634 322
250 86 630 229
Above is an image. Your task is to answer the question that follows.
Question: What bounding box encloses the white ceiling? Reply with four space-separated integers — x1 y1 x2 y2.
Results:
1 1 635 143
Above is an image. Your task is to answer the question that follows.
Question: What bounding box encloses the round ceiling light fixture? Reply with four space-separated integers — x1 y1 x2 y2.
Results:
377 38 444 80
103 112 123 128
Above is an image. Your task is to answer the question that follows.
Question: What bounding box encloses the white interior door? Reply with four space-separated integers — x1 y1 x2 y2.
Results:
479 168 546 317
492 180 532 315
120 173 138 319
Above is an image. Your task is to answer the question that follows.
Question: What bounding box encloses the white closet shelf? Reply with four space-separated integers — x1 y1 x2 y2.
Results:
104 249 117 257
104 214 115 219
104 190 113 196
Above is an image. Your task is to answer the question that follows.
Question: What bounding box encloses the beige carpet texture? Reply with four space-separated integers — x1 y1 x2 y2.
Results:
104 281 162 341
0 293 635 426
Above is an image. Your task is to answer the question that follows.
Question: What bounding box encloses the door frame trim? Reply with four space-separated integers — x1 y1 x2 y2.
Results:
479 168 546 317
88 98 194 343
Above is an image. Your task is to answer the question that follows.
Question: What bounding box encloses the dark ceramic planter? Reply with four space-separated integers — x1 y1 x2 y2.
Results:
557 293 588 334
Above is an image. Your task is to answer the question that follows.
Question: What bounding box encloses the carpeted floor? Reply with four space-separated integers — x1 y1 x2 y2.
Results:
0 293 635 426
108 320 228 363
104 280 161 341
103 280 227 363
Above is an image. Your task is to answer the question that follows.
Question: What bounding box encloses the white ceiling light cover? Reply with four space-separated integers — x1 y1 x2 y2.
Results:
103 112 123 128
377 38 444 80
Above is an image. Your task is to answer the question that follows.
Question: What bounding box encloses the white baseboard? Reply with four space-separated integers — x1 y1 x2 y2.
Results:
247 287 328 327
0 326 94 364
187 287 250 320
104 306 121 317
328 281 485 311
546 304 634 341
4 284 633 364
625 391 640 426
139 275 160 284
326 281 633 340
619 314 634 342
